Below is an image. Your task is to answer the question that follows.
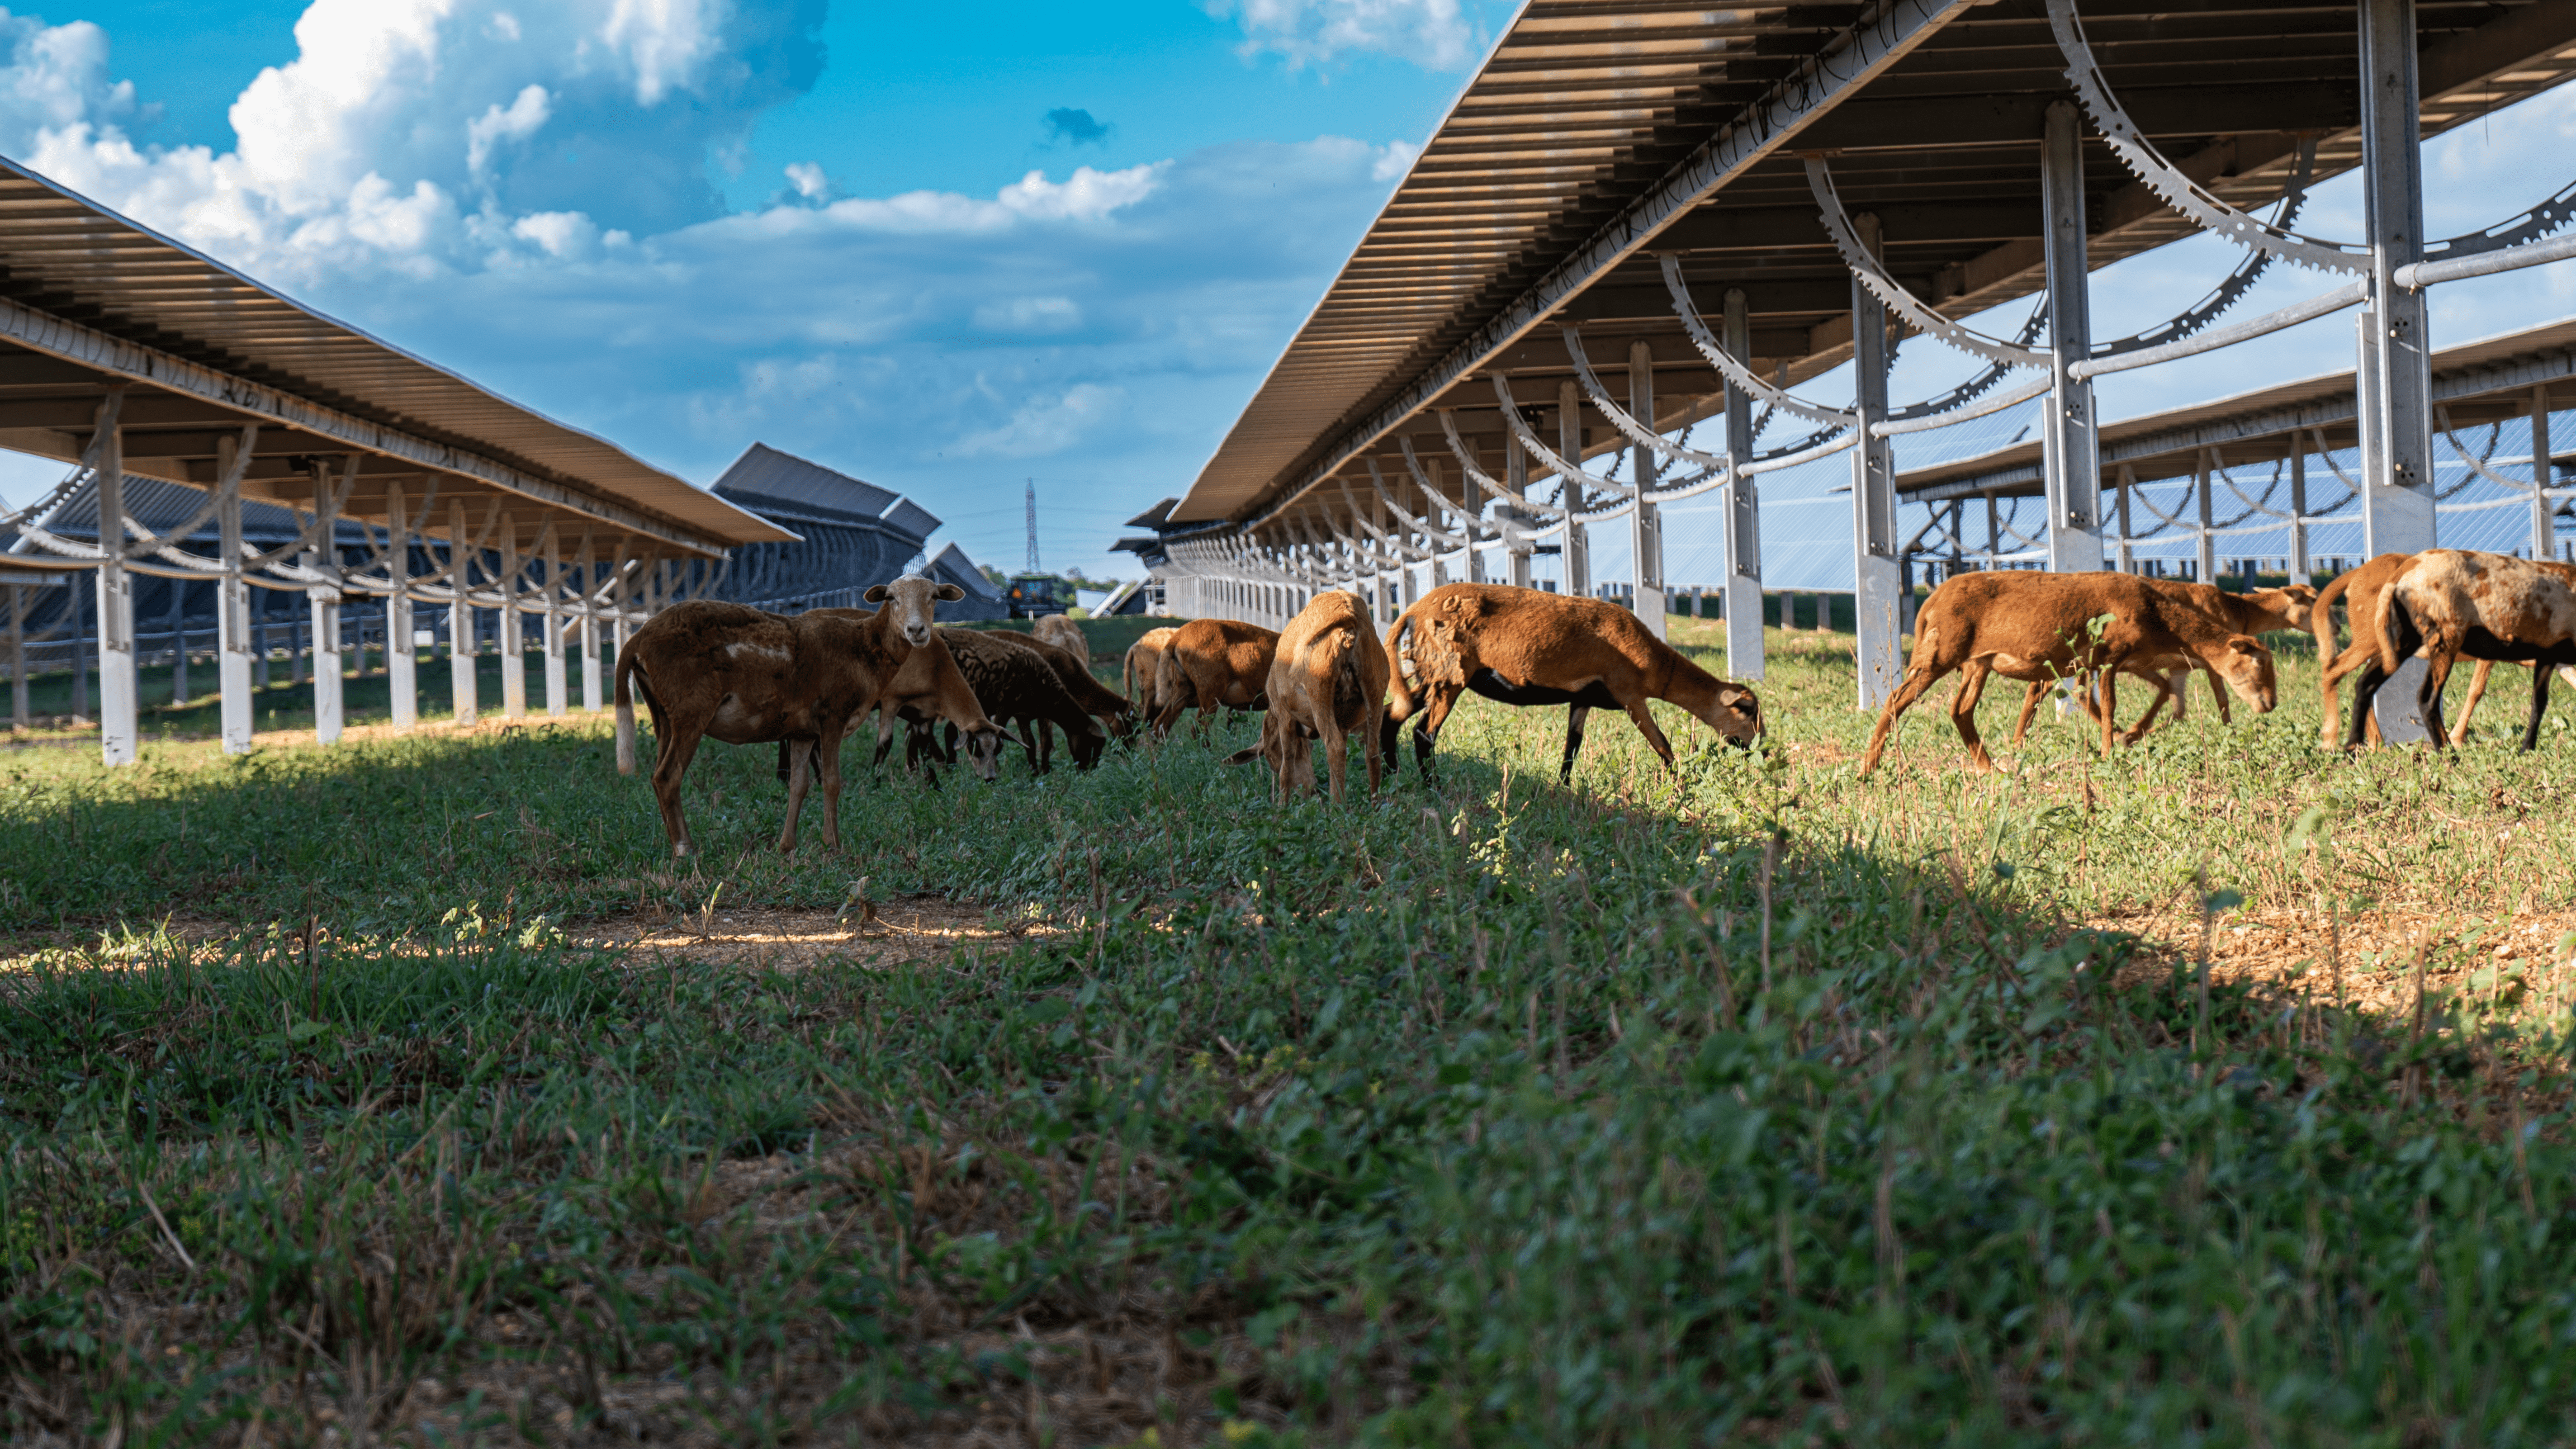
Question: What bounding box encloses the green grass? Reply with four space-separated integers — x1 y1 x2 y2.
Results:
1 617 2573 1444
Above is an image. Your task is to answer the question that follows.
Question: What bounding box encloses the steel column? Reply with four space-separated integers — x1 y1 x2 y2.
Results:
7 584 24 730
217 437 253 753
2115 467 2136 573
1627 339 1666 637
2535 386 2555 560
307 467 344 747
166 574 188 706
2358 0 2438 553
95 403 137 765
387 482 417 730
449 502 479 726
542 530 567 717
1721 287 1763 679
2195 450 2217 581
500 518 527 719
2041 100 2103 572
1558 380 1589 602
579 537 602 712
2289 439 2311 579
1849 216 1901 709
1503 424 1534 589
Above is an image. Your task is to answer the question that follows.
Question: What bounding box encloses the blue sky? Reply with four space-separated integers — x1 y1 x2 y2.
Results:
0 0 2566 580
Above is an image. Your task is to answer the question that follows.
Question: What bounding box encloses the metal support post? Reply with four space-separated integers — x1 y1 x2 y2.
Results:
166 577 188 705
579 537 602 712
1721 288 1763 678
7 584 23 730
94 401 136 765
1503 421 1534 589
500 519 527 719
2359 0 2437 554
2289 438 2311 580
2115 467 2137 574
1848 216 1901 709
1626 340 1666 637
1557 380 1590 602
2041 101 2104 571
387 482 417 730
2534 386 2555 560
2195 449 2217 582
542 531 567 717
70 575 88 720
216 435 253 753
449 501 478 725
307 466 344 746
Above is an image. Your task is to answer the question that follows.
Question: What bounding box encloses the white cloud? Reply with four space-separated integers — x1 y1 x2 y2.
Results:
1209 0 1474 70
783 160 826 199
973 296 1082 334
466 83 551 175
601 0 719 106
1371 138 1417 182
955 384 1125 458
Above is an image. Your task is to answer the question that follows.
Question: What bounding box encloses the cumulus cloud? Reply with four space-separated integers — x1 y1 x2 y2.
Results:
1208 0 1476 70
783 160 827 199
467 84 551 175
973 296 1083 334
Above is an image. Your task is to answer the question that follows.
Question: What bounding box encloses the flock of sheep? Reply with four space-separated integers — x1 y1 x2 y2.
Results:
599 547 2570 856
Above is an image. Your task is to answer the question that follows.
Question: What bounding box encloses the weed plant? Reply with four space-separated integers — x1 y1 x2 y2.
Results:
0 621 2569 1444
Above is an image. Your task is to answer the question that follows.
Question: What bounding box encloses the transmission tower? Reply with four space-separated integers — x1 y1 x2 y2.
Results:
1024 478 1040 572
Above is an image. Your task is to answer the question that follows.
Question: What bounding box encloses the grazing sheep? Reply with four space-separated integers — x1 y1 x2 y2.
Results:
2354 549 2576 751
1031 613 1091 666
1860 571 2277 777
934 627 1106 773
1224 591 1389 801
1381 583 1759 783
1152 618 1279 739
2010 581 2315 742
1124 627 1180 718
613 577 998 855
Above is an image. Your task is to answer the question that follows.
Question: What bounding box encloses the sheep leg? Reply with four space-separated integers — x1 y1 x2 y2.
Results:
2451 659 2494 742
1320 715 1349 803
2344 661 2390 750
2122 670 2177 745
816 720 847 851
2522 659 2554 752
1363 703 1386 795
2010 683 2041 744
1860 662 1950 777
2204 664 2232 725
1410 685 1462 782
1560 704 1590 783
778 738 813 854
2167 666 2190 723
2419 652 2457 749
2319 638 2380 749
651 721 707 858
1622 697 1677 770
2099 666 2123 757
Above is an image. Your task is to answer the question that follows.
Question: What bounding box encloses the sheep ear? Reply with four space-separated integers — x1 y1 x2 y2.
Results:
863 585 891 603
935 584 965 602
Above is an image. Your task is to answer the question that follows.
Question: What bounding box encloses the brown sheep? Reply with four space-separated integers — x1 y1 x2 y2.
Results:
2010 581 2316 742
1031 613 1090 666
1224 591 1389 801
987 629 1135 741
1860 571 2277 777
2355 549 2576 750
613 577 999 856
2311 554 2417 747
932 627 1106 773
1124 626 1180 717
1381 583 1759 783
1152 618 1279 739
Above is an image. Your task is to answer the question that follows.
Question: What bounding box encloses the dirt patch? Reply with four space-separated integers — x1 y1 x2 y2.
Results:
575 897 1067 972
2093 899 2576 1025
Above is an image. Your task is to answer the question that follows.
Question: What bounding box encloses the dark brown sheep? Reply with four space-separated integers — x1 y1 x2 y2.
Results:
613 577 998 855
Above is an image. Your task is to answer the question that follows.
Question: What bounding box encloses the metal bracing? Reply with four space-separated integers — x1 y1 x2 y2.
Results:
1849 215 1901 712
1721 288 1762 681
2359 0 2438 556
2040 100 2104 573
